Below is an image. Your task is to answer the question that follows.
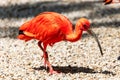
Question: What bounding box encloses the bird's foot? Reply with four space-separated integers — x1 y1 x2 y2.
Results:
49 69 60 74
42 52 60 74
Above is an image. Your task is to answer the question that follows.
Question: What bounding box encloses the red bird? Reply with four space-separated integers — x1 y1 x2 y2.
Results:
103 0 120 5
18 12 103 74
104 0 112 4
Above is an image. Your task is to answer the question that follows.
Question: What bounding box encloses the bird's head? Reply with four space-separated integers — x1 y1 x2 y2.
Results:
78 18 90 31
77 18 103 56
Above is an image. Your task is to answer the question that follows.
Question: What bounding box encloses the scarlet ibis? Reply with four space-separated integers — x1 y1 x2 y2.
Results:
104 0 120 5
18 12 103 74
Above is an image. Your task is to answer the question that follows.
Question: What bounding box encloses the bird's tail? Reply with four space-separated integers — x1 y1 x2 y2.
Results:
18 21 36 41
17 30 33 42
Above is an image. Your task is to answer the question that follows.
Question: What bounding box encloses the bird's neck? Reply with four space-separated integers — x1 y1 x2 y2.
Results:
65 24 83 42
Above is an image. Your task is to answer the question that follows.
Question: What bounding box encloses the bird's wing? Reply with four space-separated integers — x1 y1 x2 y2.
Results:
18 14 61 41
18 12 73 41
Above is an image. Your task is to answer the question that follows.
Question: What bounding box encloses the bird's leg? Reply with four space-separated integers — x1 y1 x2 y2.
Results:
38 41 47 67
38 41 58 74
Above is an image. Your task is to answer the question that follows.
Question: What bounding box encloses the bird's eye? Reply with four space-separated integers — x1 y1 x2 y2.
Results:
83 24 88 29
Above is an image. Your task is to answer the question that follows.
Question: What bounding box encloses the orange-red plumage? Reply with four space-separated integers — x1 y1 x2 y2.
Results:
18 12 74 43
18 12 103 74
104 0 112 4
103 0 120 5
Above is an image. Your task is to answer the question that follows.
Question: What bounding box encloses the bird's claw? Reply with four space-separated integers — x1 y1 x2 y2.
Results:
49 70 60 74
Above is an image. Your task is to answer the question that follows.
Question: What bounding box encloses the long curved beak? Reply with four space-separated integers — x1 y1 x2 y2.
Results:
87 29 103 56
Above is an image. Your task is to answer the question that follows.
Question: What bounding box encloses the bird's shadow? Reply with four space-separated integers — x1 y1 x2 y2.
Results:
33 65 116 75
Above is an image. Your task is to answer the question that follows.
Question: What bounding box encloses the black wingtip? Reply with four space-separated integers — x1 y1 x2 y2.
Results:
19 30 24 34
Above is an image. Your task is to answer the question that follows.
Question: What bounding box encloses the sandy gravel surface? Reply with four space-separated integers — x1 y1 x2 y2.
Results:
0 0 120 80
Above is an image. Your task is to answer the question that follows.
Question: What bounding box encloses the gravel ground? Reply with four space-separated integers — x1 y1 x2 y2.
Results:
0 0 120 80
